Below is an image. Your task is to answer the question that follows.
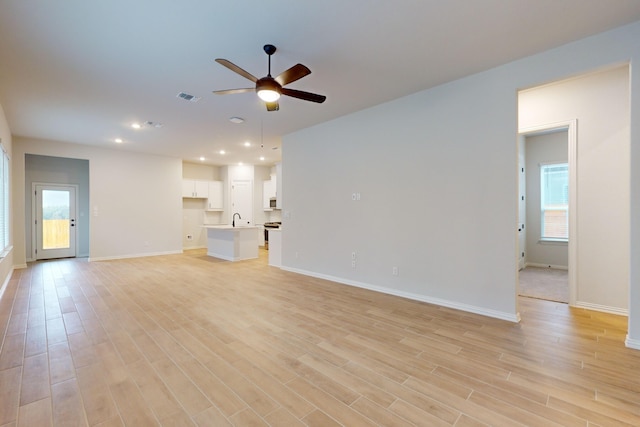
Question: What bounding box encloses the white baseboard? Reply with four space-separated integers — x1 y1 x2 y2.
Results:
88 250 182 262
574 301 628 316
281 266 521 323
183 245 206 251
525 262 568 270
625 335 640 350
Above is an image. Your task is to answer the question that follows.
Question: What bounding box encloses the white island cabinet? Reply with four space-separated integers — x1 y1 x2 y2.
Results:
204 225 260 261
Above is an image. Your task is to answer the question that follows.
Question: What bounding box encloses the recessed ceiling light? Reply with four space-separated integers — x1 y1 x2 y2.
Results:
239 162 243 166
131 123 141 129
229 117 244 124
199 156 205 161
260 156 265 161
244 141 251 147
114 138 123 143
219 150 225 155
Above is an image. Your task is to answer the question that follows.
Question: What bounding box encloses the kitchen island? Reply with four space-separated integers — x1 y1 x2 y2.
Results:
203 225 260 261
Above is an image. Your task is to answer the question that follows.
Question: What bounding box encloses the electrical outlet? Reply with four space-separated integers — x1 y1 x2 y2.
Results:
186 234 193 240
351 252 356 260
352 193 357 201
356 192 361 200
392 266 399 276
352 261 356 268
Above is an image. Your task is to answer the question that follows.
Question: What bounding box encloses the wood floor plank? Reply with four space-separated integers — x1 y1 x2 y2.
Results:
48 342 75 385
17 397 52 427
0 366 22 425
20 353 50 406
24 324 47 357
126 359 184 420
75 364 119 426
0 333 25 370
263 408 306 427
51 378 87 427
109 379 159 426
190 407 232 427
151 358 212 416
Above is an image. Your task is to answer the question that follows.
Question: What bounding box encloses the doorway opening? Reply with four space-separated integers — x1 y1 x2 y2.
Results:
25 154 90 262
517 64 631 320
517 120 577 305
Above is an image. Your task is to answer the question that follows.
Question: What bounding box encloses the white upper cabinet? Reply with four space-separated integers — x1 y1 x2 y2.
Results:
207 181 224 210
275 163 282 209
182 179 209 198
263 179 276 210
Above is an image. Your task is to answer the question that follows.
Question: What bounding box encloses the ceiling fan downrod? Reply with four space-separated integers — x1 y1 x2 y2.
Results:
263 44 276 77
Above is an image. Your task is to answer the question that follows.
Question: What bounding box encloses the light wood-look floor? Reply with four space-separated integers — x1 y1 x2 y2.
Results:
1 249 639 426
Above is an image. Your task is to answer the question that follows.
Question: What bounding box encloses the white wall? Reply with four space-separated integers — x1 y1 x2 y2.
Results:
519 66 630 312
13 137 183 262
283 69 520 321
282 20 640 341
524 131 569 268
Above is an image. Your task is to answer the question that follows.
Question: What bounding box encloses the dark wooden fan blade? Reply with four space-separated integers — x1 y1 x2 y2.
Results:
212 88 254 95
281 88 326 103
266 101 279 111
275 63 311 86
215 59 258 83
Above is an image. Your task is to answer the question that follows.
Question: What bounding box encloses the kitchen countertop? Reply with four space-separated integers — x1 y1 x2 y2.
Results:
202 225 261 230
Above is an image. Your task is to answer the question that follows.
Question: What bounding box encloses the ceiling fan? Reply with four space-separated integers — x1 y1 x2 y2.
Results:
213 44 326 111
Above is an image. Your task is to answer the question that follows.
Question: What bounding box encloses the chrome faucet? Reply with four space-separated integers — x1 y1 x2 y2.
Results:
232 212 241 227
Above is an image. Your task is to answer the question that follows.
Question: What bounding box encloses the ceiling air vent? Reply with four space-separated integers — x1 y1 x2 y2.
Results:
144 121 164 128
177 92 201 102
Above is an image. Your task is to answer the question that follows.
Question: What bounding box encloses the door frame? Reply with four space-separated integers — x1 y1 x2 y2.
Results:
518 119 577 306
31 182 79 260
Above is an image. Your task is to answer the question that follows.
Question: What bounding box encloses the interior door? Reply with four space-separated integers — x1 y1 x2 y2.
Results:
231 180 253 225
35 184 77 259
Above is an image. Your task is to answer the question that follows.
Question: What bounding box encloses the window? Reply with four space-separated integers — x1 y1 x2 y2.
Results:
0 145 9 253
540 163 568 241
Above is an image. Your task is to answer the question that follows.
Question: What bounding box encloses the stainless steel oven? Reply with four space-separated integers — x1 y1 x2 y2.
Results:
263 222 281 249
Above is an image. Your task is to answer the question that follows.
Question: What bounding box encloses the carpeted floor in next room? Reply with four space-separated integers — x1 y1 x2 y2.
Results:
519 266 569 303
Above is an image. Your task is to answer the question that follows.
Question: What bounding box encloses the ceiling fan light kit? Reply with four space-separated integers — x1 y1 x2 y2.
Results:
256 77 281 102
213 44 326 111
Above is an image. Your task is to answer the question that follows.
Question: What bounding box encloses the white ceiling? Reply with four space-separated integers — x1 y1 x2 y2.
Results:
1 1 640 167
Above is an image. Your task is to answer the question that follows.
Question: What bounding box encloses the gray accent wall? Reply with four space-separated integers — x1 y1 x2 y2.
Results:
25 154 90 259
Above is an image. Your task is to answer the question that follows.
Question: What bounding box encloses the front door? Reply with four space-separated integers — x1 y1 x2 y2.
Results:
35 184 77 259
